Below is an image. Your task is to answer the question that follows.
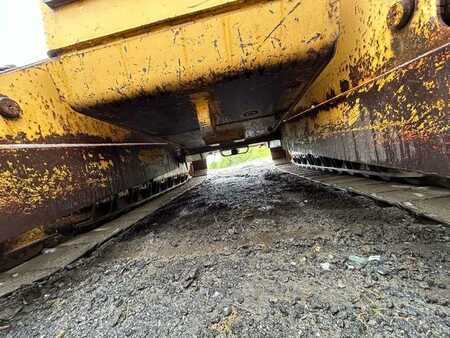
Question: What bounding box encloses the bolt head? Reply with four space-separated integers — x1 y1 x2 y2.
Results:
0 96 22 119
387 0 415 31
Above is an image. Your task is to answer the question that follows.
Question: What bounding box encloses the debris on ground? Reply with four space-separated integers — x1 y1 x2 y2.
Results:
320 262 331 271
0 162 449 337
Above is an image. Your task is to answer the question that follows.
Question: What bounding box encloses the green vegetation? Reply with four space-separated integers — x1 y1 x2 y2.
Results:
208 145 271 170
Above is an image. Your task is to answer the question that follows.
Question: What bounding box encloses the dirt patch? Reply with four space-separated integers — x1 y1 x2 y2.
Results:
1 162 449 337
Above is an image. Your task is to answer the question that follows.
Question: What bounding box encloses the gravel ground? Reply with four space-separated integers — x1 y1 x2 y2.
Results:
1 160 449 337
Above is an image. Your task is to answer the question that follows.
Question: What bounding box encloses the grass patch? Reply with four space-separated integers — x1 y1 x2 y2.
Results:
208 145 271 170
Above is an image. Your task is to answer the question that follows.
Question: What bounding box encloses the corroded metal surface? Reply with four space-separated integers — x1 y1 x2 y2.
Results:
287 0 450 114
0 57 187 247
386 0 415 31
192 158 208 177
0 61 133 144
281 0 450 178
0 144 186 242
270 146 290 166
0 176 206 297
282 44 450 177
0 96 22 119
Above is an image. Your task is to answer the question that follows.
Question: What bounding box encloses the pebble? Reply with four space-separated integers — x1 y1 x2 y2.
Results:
54 330 66 338
210 312 220 324
212 291 222 298
376 268 388 276
330 305 340 315
320 262 331 271
223 306 232 316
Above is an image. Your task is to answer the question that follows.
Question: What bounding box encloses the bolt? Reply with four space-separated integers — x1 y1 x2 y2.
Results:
387 0 415 31
0 95 22 119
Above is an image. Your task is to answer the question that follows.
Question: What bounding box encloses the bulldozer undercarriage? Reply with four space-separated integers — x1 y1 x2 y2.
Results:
0 0 449 272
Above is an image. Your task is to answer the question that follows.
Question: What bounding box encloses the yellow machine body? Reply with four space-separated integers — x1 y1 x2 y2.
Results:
282 0 449 177
41 0 339 151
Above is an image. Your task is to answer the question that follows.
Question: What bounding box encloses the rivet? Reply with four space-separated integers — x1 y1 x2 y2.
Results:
0 95 22 119
387 0 415 31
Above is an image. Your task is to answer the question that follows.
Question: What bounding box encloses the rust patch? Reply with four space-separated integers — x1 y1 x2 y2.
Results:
0 95 22 119
387 0 415 31
282 44 450 177
0 144 186 243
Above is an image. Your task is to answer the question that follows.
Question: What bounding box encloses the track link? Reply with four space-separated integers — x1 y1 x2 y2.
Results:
277 163 450 226
0 177 206 298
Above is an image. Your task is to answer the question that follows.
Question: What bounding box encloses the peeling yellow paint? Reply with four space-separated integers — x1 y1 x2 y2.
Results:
0 165 75 213
49 0 338 110
346 98 361 127
0 63 131 143
99 159 114 170
3 226 45 253
138 149 165 163
295 0 448 111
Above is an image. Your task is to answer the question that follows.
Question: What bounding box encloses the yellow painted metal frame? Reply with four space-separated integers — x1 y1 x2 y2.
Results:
0 62 130 143
283 0 450 135
46 0 338 113
0 57 184 248
294 0 450 111
281 0 449 177
42 0 247 52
